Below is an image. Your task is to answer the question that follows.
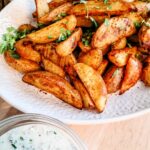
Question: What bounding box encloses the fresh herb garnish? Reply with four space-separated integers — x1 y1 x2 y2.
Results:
82 28 93 46
37 23 46 29
134 21 141 28
141 19 150 28
107 5 112 10
73 0 87 5
11 144 17 149
104 0 108 4
90 17 98 29
20 136 24 141
48 35 53 39
127 42 132 48
104 18 109 26
56 28 71 43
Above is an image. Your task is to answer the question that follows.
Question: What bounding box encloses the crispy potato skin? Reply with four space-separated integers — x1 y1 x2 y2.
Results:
112 38 127 50
4 51 40 73
27 15 77 44
69 1 131 16
23 71 82 109
15 39 41 63
78 49 103 69
39 3 73 24
42 57 65 78
56 28 82 57
34 43 60 65
73 79 95 109
74 63 107 112
78 41 91 53
92 17 136 49
35 0 49 18
120 56 142 94
97 59 109 75
141 57 150 86
103 66 124 93
108 47 137 67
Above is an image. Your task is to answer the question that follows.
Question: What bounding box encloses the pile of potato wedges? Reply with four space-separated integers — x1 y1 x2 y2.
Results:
4 0 150 112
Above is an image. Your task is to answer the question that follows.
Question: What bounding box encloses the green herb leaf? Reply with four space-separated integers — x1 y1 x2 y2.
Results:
10 52 20 59
104 0 108 4
104 18 109 26
134 21 141 28
48 35 53 39
11 144 17 149
90 17 98 29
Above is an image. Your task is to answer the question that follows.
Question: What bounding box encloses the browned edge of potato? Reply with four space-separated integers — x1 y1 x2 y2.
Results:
97 59 109 75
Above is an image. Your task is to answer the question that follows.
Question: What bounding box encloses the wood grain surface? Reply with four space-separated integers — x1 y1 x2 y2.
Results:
1 97 150 150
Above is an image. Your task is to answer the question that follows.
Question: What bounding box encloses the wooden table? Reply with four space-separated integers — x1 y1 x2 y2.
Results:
1 97 150 150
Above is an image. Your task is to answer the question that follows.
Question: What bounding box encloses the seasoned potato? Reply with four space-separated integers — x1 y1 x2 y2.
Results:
103 66 124 93
92 17 136 49
120 56 142 94
27 15 77 43
112 38 127 50
69 1 131 16
15 39 41 63
78 49 103 69
18 24 35 32
35 0 49 18
23 71 83 109
74 63 107 112
39 3 73 24
34 43 60 65
78 41 91 53
56 28 82 57
73 79 95 109
76 16 107 27
108 47 137 67
4 51 40 73
42 57 65 78
141 57 150 86
97 59 109 75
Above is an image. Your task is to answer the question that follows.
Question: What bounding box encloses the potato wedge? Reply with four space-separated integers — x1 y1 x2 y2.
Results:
39 3 73 24
112 38 127 50
35 0 49 18
27 15 77 44
92 17 136 49
76 16 107 27
59 54 77 68
103 66 124 93
74 63 107 112
78 49 103 69
108 47 137 67
42 57 65 78
4 51 40 73
56 28 82 57
18 24 35 32
69 1 131 16
78 41 91 53
97 59 109 75
120 56 142 94
34 43 60 65
141 57 150 86
15 39 41 63
73 79 95 109
23 71 82 109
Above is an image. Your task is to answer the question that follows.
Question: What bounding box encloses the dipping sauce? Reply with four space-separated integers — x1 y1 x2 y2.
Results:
0 124 78 150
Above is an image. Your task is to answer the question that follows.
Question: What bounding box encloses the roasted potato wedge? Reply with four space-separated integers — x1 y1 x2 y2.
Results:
74 63 107 112
92 17 136 49
112 37 127 50
39 3 73 24
56 28 82 57
97 59 109 75
4 51 40 73
69 1 131 16
108 47 137 67
103 66 124 93
34 43 60 65
35 0 49 18
59 54 77 68
120 56 142 94
78 41 91 53
27 15 77 43
15 39 41 63
23 71 82 109
76 16 107 27
18 24 35 32
141 57 150 86
78 49 103 69
73 79 95 109
42 57 65 78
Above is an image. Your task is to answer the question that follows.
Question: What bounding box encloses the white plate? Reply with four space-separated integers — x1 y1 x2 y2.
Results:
0 0 150 124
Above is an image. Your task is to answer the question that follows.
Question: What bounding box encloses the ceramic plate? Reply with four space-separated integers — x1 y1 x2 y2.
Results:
0 0 150 124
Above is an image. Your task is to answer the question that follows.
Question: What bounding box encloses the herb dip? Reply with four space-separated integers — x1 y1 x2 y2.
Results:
0 124 78 150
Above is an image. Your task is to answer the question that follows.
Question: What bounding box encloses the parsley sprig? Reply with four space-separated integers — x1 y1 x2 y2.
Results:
0 27 31 59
